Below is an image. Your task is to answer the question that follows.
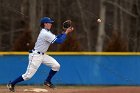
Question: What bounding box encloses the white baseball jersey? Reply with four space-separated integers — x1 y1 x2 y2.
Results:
34 28 56 53
22 28 60 80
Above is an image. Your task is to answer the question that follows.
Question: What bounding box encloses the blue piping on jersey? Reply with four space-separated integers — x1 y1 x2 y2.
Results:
53 33 67 44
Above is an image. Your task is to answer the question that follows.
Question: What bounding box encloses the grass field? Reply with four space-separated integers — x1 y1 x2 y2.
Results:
1 85 140 93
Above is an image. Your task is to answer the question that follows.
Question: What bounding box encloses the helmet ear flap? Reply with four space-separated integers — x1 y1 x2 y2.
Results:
40 23 45 28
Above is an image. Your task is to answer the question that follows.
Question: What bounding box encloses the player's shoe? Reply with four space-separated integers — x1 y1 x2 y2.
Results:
44 81 55 89
7 82 15 92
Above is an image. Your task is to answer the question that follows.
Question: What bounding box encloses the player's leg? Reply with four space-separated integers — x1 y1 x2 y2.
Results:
7 53 43 92
22 54 43 80
42 54 60 88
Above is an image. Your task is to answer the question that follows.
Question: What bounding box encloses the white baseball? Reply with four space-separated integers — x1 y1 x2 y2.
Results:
97 19 102 23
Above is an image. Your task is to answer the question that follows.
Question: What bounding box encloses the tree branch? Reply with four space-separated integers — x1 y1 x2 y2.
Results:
105 0 138 18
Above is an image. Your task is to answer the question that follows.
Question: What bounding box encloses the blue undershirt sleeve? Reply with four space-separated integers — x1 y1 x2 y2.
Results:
54 33 67 44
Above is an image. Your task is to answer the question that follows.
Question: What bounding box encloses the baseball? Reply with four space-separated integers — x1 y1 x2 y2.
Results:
97 19 102 23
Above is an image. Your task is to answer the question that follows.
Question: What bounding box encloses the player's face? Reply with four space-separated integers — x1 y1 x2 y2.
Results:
44 23 52 30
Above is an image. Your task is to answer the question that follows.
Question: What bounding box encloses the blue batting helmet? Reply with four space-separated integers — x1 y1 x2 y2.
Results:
40 17 54 24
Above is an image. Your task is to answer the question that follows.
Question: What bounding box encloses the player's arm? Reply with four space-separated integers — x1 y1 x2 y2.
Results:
54 27 74 44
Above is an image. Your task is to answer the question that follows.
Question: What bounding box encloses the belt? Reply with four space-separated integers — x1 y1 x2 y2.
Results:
29 49 44 55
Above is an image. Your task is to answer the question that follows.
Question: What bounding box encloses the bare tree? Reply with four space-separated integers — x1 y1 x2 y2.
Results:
29 0 37 41
76 0 92 51
96 0 106 52
0 0 140 52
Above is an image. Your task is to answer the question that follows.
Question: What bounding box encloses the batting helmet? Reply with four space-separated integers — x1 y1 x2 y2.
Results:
40 17 54 24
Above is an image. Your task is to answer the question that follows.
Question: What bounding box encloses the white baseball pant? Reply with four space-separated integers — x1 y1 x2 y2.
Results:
22 52 60 80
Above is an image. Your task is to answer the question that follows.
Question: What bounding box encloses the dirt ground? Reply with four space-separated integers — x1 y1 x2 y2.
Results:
1 85 140 93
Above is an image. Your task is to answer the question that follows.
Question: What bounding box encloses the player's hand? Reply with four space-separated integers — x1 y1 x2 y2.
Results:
65 27 74 34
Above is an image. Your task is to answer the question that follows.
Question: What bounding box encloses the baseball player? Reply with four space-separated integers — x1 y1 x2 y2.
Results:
7 17 74 92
